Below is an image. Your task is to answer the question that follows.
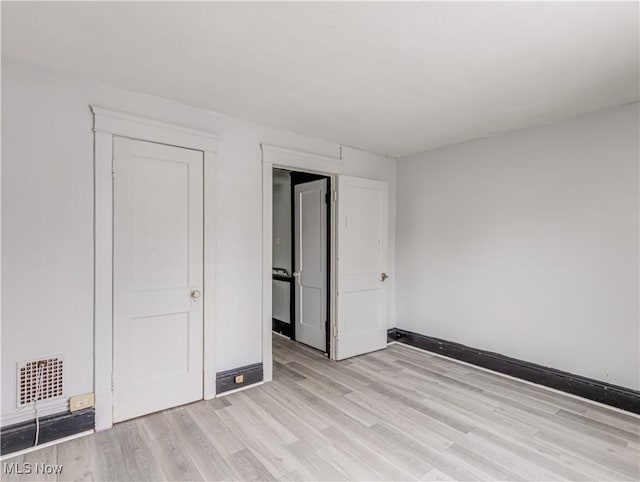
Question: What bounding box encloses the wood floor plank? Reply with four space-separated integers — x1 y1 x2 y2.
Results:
395 356 571 420
276 465 317 482
345 389 458 451
185 400 246 457
314 442 389 481
461 369 593 416
534 429 640 480
364 380 475 434
416 384 542 441
2 445 58 482
452 430 548 482
217 402 301 478
90 427 131 481
111 419 165 482
350 352 404 374
273 360 307 382
530 431 639 481
163 406 234 481
496 400 631 455
469 427 596 481
285 361 354 397
364 423 436 479
420 468 457 481
320 425 416 481
284 439 349 481
272 378 426 478
2 334 638 481
136 412 203 481
230 392 299 446
225 448 276 481
444 443 526 481
368 422 481 481
259 381 333 433
56 433 96 482
554 408 640 443
583 406 640 433
383 345 472 378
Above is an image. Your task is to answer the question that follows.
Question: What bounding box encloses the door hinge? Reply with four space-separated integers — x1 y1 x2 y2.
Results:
111 159 116 178
333 191 337 202
111 373 114 390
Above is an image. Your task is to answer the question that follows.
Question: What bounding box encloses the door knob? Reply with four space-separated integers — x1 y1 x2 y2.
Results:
381 273 389 282
191 290 201 299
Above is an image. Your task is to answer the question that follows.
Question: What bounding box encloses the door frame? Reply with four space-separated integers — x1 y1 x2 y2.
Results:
92 106 218 431
261 144 344 379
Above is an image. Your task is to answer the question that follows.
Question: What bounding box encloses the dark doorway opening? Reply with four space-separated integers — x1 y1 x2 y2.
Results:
272 168 331 355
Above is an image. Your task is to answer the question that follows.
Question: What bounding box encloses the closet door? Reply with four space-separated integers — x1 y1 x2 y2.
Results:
113 137 203 422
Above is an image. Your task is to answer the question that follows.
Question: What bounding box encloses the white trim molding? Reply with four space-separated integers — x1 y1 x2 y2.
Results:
91 106 218 431
260 144 342 381
91 106 218 151
261 144 344 173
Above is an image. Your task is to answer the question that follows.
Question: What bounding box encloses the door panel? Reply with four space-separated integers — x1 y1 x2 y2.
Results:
336 176 388 360
294 179 327 351
130 156 190 290
131 313 190 380
113 137 203 423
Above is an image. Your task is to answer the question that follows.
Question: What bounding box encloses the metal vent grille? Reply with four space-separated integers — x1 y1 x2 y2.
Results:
17 357 65 407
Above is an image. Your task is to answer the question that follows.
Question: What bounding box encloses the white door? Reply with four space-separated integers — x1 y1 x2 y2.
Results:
336 176 388 360
113 137 204 423
294 179 327 351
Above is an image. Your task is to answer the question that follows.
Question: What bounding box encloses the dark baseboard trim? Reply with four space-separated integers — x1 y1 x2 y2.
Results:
1 408 95 456
272 318 292 338
388 328 640 415
216 363 263 395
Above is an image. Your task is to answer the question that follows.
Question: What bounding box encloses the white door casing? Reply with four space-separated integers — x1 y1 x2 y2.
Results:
336 175 389 360
261 144 343 373
294 179 328 352
92 106 217 431
112 137 204 422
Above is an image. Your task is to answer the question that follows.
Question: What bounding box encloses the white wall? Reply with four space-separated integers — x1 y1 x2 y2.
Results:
1 59 396 424
272 169 292 273
397 103 639 390
272 169 292 324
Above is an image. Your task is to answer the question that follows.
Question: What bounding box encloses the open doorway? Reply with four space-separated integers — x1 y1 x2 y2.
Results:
272 168 331 355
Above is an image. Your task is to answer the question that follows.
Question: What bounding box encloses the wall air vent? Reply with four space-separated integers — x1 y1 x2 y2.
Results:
16 356 65 407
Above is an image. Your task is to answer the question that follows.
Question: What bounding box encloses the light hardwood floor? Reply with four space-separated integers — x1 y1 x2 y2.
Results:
3 334 639 481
